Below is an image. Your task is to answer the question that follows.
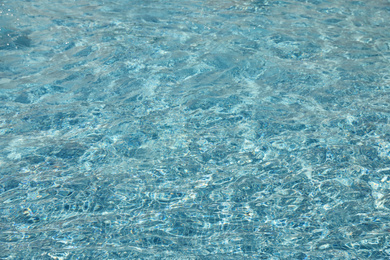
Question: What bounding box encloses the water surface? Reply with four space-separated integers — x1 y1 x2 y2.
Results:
1 0 390 259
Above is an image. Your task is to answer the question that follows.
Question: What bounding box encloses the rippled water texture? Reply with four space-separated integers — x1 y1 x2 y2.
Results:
1 0 390 259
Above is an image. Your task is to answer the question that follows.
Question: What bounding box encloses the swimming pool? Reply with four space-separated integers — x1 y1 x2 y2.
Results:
1 0 390 258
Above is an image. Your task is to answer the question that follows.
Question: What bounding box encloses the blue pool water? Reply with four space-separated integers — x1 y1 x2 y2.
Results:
1 0 390 259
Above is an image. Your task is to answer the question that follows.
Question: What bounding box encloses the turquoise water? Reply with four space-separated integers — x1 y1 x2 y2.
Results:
1 0 390 259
